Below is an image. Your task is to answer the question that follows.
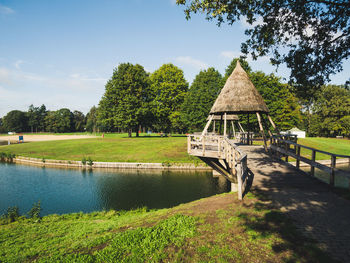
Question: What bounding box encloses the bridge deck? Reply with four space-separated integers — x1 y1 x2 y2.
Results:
241 145 350 262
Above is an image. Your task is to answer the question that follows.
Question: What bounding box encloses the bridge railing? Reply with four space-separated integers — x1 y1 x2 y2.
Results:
187 134 249 200
270 136 350 187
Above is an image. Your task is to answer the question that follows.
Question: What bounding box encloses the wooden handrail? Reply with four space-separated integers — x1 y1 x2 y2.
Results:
272 136 350 158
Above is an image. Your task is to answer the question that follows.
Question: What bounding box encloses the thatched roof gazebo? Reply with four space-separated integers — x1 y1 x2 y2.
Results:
202 61 279 151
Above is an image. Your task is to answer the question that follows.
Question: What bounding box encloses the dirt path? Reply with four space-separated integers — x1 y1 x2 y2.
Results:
240 145 350 262
0 134 98 142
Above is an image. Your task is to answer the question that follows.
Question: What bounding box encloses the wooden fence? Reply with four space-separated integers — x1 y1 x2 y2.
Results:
270 135 350 187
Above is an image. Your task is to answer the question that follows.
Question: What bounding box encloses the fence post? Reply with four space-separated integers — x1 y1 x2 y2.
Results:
311 150 316 176
296 145 301 169
187 136 191 154
330 155 336 187
285 142 289 162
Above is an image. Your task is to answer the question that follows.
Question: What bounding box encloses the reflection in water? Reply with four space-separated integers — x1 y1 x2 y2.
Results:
0 163 229 216
301 164 350 188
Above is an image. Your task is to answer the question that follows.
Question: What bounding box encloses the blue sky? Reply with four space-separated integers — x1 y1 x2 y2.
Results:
0 0 349 117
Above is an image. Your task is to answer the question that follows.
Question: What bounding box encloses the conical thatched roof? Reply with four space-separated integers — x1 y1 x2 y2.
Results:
207 114 239 121
210 61 269 114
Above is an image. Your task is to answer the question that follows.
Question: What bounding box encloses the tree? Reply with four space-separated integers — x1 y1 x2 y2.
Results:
44 109 74 133
177 0 350 98
28 104 40 133
181 67 223 132
309 85 350 137
2 110 29 133
150 64 188 132
73 110 85 132
98 63 152 137
250 71 302 131
86 106 98 133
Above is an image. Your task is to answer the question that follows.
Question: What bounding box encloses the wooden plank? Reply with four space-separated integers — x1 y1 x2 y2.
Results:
224 113 227 137
296 146 301 169
311 150 316 176
330 155 336 186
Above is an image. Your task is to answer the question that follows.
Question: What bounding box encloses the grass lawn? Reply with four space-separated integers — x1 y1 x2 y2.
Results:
0 133 197 164
0 191 335 263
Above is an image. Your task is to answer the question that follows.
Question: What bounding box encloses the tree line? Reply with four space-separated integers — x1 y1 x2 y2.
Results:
0 58 349 137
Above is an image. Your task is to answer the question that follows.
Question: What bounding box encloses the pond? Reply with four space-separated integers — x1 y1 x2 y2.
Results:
0 163 229 216
301 164 350 188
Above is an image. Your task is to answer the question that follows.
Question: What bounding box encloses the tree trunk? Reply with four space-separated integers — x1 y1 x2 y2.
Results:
136 126 139 137
128 129 132 137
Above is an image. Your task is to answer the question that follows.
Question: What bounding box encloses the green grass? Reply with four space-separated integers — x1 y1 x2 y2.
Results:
298 137 350 159
0 133 200 164
1 133 349 163
0 192 336 262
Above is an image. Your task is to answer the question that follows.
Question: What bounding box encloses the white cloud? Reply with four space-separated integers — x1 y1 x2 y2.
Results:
0 4 14 15
175 56 208 70
14 60 26 70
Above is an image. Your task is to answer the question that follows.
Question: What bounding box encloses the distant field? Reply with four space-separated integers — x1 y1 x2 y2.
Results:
0 133 349 163
0 133 196 164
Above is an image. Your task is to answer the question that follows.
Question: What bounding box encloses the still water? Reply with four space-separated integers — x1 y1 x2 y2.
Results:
0 163 229 216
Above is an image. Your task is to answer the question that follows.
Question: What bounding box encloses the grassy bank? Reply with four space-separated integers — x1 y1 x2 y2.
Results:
0 134 197 164
0 191 335 262
0 134 349 164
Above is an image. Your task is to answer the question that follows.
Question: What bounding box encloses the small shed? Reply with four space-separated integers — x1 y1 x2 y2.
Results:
287 127 306 138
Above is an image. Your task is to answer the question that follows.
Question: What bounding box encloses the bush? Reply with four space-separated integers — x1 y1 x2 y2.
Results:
27 201 41 220
81 157 87 165
2 206 20 223
87 157 94 167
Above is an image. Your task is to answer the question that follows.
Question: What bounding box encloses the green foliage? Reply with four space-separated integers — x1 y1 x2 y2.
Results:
28 104 47 132
87 157 94 167
1 206 20 223
309 85 350 137
181 67 223 132
0 152 16 163
45 108 74 133
81 157 87 165
27 201 42 220
98 63 152 136
250 71 302 131
96 214 196 262
150 63 188 132
177 0 350 97
86 106 98 133
73 110 85 132
2 110 29 132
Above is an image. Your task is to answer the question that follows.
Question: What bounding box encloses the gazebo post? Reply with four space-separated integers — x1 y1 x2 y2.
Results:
238 122 245 133
219 114 223 135
232 121 236 138
213 120 216 133
247 113 250 145
224 113 227 137
267 115 280 135
201 115 214 136
256 112 268 152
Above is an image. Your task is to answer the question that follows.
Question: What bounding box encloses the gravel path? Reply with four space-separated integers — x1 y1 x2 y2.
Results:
0 134 98 142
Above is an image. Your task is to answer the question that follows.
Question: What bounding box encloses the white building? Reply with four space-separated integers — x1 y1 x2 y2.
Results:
286 127 306 138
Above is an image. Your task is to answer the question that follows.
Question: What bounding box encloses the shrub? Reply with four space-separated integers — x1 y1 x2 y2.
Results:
87 157 94 167
27 201 41 220
2 206 20 223
81 157 87 165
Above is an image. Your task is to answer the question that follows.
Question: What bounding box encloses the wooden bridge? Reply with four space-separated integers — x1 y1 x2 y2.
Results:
188 133 350 200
